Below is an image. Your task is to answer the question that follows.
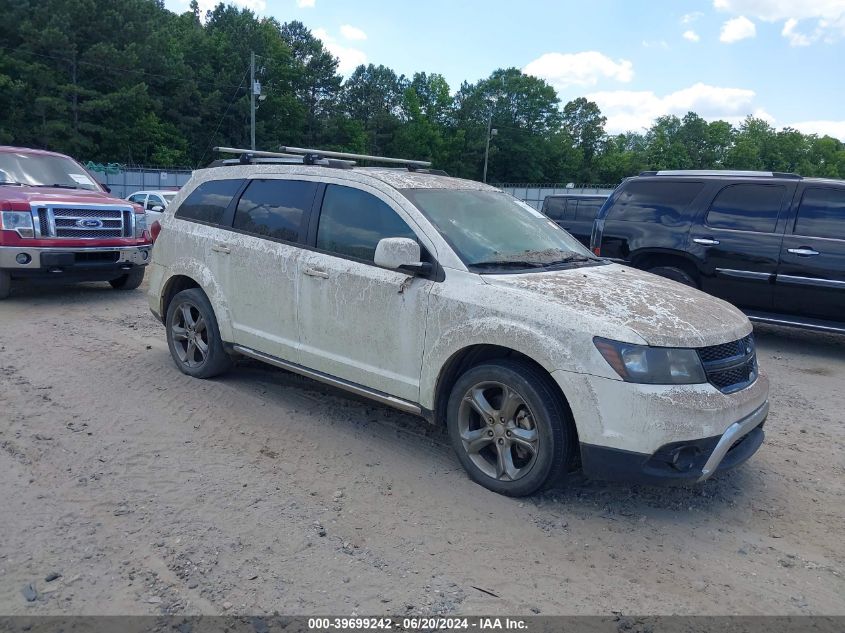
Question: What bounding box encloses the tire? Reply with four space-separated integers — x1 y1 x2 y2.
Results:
446 359 576 497
0 270 10 300
165 288 232 379
648 265 697 288
109 267 145 290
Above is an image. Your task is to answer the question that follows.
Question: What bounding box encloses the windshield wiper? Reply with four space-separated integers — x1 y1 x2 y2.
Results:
31 183 81 189
469 260 550 270
0 181 26 186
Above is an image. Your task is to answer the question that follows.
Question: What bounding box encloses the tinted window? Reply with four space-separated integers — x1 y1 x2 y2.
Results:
795 187 845 239
575 198 604 221
233 179 316 242
543 197 568 221
176 179 243 225
706 184 785 233
607 181 703 224
317 185 416 261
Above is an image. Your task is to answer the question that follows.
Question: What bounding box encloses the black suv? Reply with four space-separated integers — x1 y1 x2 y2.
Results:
590 170 845 334
541 193 608 247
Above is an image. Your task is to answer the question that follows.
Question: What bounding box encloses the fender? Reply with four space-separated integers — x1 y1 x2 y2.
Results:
159 257 235 343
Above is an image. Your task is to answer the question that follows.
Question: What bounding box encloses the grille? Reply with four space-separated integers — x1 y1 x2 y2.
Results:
33 205 132 239
697 334 757 394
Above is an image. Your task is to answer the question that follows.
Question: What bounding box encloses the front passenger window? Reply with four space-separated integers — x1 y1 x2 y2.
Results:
316 185 417 261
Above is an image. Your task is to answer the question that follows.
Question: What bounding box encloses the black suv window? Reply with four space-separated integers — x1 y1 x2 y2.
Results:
176 179 243 225
317 184 416 261
233 179 316 242
794 187 845 240
575 198 605 221
607 181 703 224
705 184 785 233
543 197 568 221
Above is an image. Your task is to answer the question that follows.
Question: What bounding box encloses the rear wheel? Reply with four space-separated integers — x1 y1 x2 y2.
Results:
0 270 10 299
166 288 232 379
446 359 576 497
109 267 145 290
648 265 697 288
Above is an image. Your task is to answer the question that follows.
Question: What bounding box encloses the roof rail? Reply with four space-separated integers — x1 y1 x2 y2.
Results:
640 169 801 179
214 146 431 168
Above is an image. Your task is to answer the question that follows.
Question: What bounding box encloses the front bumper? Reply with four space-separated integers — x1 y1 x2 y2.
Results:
579 401 768 485
0 244 151 273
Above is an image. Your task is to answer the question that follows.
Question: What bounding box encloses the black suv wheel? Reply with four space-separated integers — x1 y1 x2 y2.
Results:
166 288 232 378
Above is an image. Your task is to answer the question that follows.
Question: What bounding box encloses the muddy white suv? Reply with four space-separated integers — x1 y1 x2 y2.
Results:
148 147 769 496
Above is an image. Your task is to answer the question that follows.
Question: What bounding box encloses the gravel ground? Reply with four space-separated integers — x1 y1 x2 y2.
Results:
0 280 843 616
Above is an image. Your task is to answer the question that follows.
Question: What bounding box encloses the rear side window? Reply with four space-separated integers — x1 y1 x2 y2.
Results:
706 184 785 233
176 179 243 225
233 179 316 242
574 198 604 221
607 181 703 223
794 188 845 239
543 197 568 221
317 185 416 262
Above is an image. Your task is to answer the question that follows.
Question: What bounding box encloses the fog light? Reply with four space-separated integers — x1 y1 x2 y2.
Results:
15 253 31 265
142 250 149 261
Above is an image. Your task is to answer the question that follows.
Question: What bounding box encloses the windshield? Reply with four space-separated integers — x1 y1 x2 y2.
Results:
401 188 600 272
0 151 102 191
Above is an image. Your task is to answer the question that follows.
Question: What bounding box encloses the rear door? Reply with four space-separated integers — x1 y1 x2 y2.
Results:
297 183 434 402
222 177 317 362
775 185 845 321
691 182 792 311
567 197 606 247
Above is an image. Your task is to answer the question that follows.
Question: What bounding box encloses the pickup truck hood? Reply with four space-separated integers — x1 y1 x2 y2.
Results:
0 185 129 207
483 263 751 348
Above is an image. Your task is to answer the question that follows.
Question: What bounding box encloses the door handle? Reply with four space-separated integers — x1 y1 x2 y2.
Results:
787 247 820 257
303 266 329 279
211 243 231 254
693 238 720 246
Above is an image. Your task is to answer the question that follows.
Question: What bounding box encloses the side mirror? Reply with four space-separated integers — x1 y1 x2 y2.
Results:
374 237 431 275
100 183 112 193
151 206 164 212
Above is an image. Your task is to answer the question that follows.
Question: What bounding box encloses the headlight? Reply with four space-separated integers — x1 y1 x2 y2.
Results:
594 337 706 384
0 211 35 238
134 212 147 238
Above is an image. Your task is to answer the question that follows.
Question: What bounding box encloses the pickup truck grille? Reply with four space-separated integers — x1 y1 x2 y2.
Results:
32 204 134 239
697 334 757 394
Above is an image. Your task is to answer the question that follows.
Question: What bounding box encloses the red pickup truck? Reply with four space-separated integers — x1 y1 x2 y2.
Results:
0 146 152 299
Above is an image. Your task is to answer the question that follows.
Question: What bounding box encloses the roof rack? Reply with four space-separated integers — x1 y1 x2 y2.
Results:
213 146 432 169
640 169 801 179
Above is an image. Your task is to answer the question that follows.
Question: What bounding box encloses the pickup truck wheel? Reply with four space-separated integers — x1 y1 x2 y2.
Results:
647 265 697 288
0 270 11 299
447 360 575 497
166 288 232 379
109 267 145 290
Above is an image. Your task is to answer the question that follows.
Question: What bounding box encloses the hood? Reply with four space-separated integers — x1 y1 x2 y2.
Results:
0 185 130 207
483 263 751 348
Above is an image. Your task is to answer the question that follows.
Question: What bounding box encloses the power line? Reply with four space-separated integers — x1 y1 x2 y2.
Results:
198 64 252 166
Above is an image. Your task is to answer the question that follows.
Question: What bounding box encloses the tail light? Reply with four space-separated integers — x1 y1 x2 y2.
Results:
592 246 601 256
150 220 162 244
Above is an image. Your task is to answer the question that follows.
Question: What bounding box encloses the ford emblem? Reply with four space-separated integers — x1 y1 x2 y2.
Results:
76 218 103 228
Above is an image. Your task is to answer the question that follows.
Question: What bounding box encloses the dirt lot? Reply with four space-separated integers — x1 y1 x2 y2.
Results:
0 280 843 616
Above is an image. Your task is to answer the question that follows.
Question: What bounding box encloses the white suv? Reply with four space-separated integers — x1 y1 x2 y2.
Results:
148 149 769 496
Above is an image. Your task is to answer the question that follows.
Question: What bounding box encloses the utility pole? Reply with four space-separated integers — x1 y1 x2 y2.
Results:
482 113 497 183
250 51 256 150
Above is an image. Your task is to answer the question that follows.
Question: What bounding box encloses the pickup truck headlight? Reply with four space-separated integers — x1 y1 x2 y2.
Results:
594 337 707 384
0 211 35 238
134 212 147 238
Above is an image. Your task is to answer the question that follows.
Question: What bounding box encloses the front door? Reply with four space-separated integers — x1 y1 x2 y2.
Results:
775 185 845 321
297 183 433 403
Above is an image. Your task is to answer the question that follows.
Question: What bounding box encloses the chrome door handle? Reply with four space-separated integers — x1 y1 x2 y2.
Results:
693 238 720 246
211 243 231 254
303 266 329 279
787 247 820 257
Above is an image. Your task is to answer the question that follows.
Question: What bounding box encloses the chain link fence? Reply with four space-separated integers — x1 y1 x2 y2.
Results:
495 183 618 209
84 163 194 199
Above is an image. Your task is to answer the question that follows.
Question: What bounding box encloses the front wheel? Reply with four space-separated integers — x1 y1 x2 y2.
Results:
165 288 232 379
446 359 576 497
109 267 145 290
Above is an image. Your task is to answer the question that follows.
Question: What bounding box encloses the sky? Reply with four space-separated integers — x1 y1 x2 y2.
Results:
164 0 845 140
